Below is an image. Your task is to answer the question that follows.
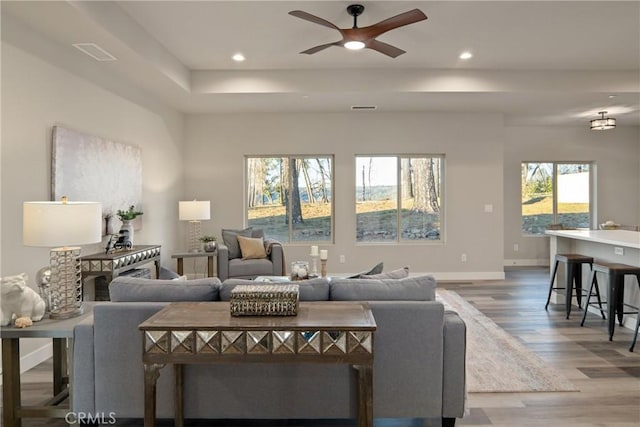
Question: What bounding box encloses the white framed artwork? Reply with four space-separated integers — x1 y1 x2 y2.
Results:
52 126 142 235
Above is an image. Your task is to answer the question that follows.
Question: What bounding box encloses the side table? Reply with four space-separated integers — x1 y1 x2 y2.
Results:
1 303 96 427
171 251 217 277
81 245 161 298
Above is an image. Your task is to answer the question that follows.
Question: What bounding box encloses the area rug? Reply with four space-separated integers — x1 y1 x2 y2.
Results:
436 289 578 393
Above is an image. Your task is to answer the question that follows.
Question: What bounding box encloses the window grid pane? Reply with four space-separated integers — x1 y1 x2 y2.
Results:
521 162 591 235
356 155 443 243
356 156 398 242
400 157 442 241
247 156 332 243
557 163 590 229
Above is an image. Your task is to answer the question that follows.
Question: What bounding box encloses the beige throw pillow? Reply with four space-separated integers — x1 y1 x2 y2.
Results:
237 236 267 260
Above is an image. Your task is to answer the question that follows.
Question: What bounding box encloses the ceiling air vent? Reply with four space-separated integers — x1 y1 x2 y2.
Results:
351 106 377 111
72 43 117 61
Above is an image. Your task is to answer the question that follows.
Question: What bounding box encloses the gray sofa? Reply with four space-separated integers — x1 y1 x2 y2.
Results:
73 275 466 426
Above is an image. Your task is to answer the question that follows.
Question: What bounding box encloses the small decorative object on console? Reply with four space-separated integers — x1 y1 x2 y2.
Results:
1 273 46 327
230 284 299 316
36 266 53 313
290 261 309 280
116 205 143 247
199 235 217 252
599 220 620 230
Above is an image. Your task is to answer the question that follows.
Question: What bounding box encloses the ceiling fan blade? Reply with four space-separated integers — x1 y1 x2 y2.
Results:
300 42 341 55
289 10 340 31
366 39 406 58
363 9 427 39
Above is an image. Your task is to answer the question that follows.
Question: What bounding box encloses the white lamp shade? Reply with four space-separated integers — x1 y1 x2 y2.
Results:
179 200 211 221
23 201 102 247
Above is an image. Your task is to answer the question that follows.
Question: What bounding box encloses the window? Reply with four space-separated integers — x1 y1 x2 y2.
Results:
355 155 443 242
521 162 592 235
246 156 333 243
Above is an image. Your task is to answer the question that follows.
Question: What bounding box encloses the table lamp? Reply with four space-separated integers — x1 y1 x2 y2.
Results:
179 200 210 252
23 198 102 319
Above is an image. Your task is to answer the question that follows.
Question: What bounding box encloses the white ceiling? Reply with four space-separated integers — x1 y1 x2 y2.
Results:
2 1 640 126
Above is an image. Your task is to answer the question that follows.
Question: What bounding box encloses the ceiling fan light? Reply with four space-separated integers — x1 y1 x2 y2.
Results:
344 40 365 50
590 111 616 130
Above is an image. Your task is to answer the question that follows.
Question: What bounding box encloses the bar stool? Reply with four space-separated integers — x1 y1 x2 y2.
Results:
631 309 640 352
583 261 640 344
545 253 594 319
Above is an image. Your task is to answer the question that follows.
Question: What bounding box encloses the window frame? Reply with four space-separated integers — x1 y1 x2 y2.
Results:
355 154 445 244
521 161 594 236
244 154 335 244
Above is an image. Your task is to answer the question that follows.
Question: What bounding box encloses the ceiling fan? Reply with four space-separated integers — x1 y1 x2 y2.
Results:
289 4 427 58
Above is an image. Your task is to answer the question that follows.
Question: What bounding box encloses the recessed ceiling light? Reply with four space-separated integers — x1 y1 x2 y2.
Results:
459 51 473 60
232 53 245 62
608 94 617 99
344 41 365 50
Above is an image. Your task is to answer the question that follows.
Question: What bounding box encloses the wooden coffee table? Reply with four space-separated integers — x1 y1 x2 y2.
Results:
139 301 376 427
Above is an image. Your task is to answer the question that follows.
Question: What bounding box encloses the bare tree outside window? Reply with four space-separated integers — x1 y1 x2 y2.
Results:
356 155 444 242
246 156 333 243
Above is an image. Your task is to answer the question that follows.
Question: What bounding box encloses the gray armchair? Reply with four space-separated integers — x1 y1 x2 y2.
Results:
216 228 284 281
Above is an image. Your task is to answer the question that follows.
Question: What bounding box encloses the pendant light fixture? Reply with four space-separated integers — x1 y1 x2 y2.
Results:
590 111 616 130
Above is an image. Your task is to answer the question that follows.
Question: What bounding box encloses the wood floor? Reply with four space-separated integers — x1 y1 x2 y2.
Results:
4 268 640 426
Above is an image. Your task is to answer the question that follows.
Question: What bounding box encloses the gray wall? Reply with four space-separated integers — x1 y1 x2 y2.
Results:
185 112 506 280
1 42 185 365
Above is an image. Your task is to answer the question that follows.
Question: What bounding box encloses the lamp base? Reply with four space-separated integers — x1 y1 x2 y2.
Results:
188 220 202 252
50 305 84 320
49 246 83 319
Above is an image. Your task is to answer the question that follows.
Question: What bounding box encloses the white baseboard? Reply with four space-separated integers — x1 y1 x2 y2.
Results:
504 259 550 267
20 342 53 373
419 271 506 281
0 342 52 385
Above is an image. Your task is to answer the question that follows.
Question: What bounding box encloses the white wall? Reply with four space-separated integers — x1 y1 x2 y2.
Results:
504 126 640 265
1 42 184 367
185 112 506 280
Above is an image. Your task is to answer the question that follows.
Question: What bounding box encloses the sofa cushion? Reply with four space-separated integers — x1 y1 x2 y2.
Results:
329 275 436 301
222 227 253 259
228 258 276 279
360 266 409 280
237 235 267 260
220 278 330 301
109 277 220 302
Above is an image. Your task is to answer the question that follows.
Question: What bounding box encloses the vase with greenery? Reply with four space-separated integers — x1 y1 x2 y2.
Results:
116 205 143 221
116 205 143 246
199 235 217 252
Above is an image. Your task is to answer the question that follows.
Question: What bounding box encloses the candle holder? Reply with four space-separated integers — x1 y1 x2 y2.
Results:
321 259 327 278
310 255 319 276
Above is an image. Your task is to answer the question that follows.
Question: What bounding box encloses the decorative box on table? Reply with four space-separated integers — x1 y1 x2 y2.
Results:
230 284 299 316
